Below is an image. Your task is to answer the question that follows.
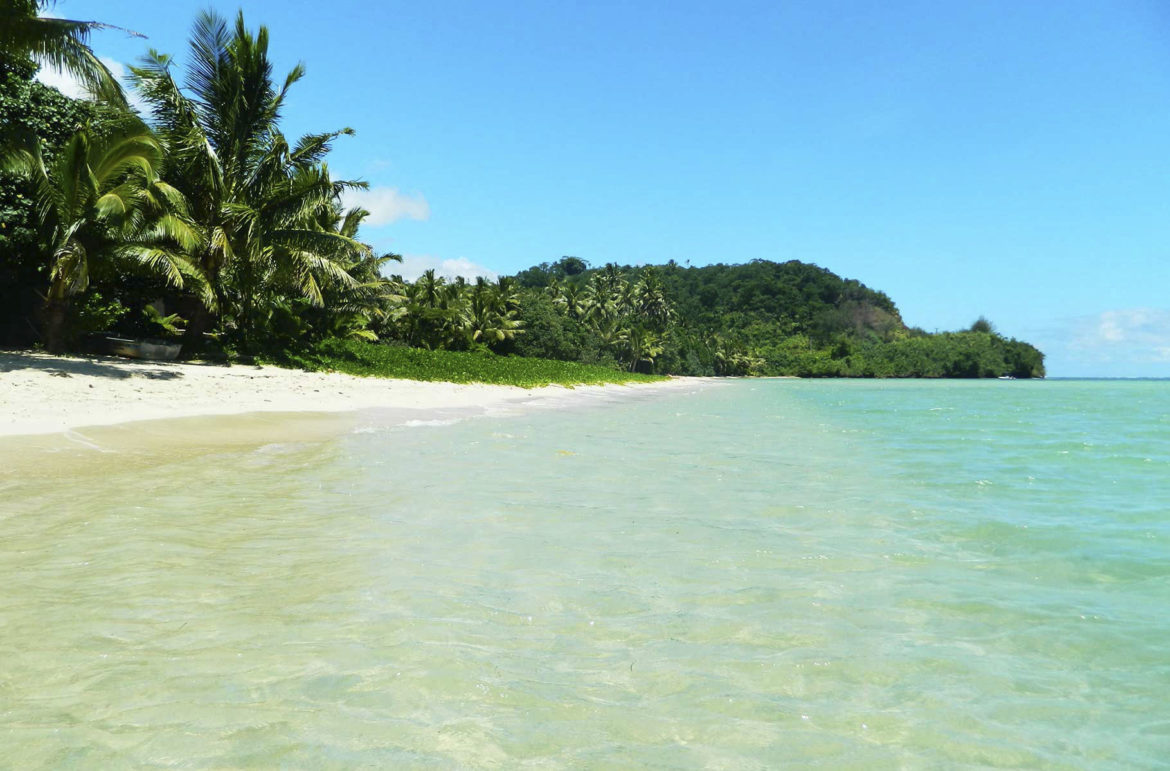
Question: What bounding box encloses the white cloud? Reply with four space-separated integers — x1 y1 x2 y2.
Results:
35 57 149 115
35 61 90 100
341 187 430 226
388 255 498 282
1068 308 1170 363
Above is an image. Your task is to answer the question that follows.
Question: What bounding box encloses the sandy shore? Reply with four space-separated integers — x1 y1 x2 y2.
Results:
0 351 702 439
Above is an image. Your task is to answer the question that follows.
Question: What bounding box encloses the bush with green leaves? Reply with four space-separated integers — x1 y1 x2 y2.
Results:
283 338 665 388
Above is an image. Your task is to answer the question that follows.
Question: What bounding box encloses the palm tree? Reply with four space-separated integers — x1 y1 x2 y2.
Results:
583 271 622 327
400 269 462 348
130 10 368 352
306 205 403 341
708 333 760 376
0 0 136 105
464 276 522 347
621 323 664 373
494 276 521 313
551 280 586 319
1 118 198 351
413 268 446 310
633 267 672 330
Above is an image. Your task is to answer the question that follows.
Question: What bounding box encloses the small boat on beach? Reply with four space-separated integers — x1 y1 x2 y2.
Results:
104 337 182 361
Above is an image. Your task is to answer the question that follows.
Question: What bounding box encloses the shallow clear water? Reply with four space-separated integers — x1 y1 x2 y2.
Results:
2 380 1169 767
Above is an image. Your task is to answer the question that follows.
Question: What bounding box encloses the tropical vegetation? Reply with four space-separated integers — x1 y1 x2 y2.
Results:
507 257 1044 377
0 1 1044 381
284 338 663 388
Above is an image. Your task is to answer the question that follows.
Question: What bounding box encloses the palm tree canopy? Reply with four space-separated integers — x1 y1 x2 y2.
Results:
0 0 139 105
128 10 373 350
1 118 197 297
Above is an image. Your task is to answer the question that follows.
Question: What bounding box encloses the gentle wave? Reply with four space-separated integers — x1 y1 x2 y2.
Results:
402 417 462 428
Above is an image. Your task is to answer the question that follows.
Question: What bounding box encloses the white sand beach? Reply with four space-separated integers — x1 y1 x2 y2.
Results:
0 351 700 439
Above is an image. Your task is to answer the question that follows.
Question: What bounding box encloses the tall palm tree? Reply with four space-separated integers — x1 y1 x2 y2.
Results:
413 268 446 310
130 10 368 352
1 118 199 351
633 267 672 330
557 281 585 319
0 0 135 105
464 276 522 347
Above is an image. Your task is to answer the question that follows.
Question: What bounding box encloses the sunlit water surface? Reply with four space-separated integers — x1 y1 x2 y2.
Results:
2 380 1169 768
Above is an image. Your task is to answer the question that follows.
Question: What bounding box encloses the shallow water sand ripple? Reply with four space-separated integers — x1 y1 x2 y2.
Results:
2 379 1168 767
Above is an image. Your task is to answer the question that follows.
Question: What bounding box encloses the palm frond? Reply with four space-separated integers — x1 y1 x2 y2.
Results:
93 190 129 222
1 134 62 238
145 212 203 253
49 239 88 296
290 128 355 167
91 134 161 186
0 10 138 105
338 206 369 239
267 228 370 263
185 9 231 124
111 243 188 288
51 130 93 224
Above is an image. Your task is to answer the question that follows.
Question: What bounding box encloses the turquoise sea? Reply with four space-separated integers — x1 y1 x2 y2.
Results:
2 379 1168 768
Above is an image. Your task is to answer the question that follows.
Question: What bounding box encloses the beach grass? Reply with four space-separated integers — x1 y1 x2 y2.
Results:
280 339 667 388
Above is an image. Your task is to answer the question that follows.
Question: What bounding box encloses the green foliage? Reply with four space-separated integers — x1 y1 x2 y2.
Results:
515 255 592 287
654 259 900 340
142 304 185 338
282 338 665 388
129 10 374 354
70 290 127 336
373 270 526 355
0 59 99 345
510 292 609 362
969 316 995 334
827 332 1045 379
2 118 198 351
509 262 676 372
509 258 1045 378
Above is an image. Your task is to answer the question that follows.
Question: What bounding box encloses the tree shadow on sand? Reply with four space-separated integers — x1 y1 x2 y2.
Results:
0 351 186 380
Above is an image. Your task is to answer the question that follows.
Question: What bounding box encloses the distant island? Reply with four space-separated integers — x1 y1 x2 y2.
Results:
0 6 1042 381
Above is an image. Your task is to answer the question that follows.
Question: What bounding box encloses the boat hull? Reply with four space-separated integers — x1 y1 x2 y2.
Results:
105 337 182 361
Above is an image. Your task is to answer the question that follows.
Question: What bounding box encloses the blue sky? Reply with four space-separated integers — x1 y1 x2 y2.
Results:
45 0 1170 376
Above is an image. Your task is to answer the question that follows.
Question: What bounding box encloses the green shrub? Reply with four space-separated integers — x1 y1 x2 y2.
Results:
280 338 667 388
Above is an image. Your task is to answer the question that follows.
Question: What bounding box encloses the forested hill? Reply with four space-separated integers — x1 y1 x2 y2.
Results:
510 258 1045 378
653 260 903 339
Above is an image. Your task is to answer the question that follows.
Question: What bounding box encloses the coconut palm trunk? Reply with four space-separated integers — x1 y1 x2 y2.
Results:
178 296 210 356
42 292 69 354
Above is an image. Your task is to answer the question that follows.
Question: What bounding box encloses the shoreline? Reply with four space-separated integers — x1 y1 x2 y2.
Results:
0 351 709 440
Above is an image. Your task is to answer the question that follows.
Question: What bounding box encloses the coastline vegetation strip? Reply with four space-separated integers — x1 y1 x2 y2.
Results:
279 339 667 388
